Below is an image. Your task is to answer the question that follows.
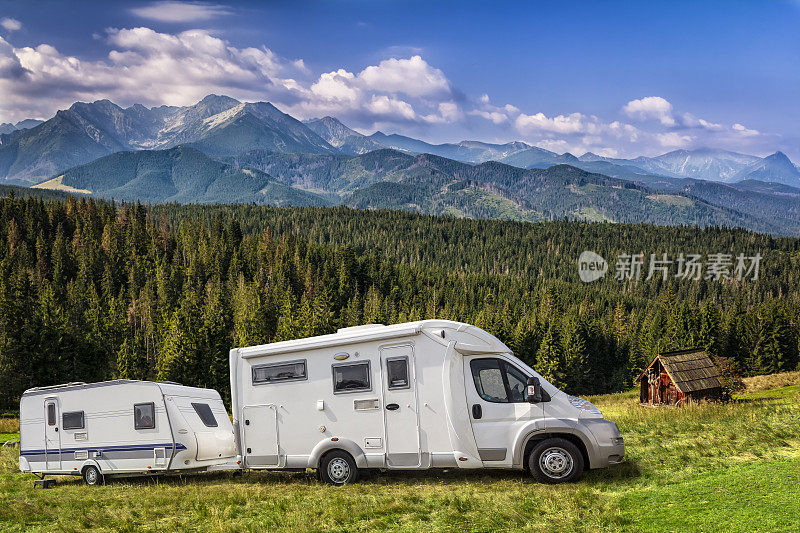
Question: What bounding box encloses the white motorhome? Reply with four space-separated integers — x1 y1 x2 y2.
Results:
229 320 625 484
19 380 236 485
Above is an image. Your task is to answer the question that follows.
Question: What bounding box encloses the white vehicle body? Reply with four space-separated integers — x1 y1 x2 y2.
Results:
19 380 236 479
229 320 624 477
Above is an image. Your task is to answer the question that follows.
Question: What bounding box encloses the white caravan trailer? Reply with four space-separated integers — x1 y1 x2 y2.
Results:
229 320 625 484
19 380 236 485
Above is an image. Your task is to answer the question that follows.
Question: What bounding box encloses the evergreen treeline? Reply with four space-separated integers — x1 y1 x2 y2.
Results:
1 194 798 408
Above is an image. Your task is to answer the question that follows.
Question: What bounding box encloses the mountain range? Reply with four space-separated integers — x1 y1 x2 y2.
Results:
2 95 800 235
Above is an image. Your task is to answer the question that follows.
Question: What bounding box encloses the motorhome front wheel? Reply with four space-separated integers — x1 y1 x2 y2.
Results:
528 438 584 484
319 451 359 485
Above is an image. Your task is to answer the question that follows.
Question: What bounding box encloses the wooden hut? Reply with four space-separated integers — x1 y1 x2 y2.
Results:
638 349 723 405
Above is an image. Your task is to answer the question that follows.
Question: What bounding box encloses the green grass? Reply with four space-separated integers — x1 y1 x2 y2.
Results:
1 383 799 532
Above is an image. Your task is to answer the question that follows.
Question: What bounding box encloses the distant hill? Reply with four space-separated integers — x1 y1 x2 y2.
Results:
731 152 800 187
368 132 532 163
33 146 326 206
305 117 385 155
0 96 335 183
227 148 790 232
0 119 43 135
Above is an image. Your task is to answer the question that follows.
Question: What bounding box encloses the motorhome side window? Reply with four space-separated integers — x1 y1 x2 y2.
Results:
386 357 410 389
134 402 156 430
252 360 307 384
62 411 85 430
332 361 371 393
470 358 529 403
191 403 218 427
47 403 56 426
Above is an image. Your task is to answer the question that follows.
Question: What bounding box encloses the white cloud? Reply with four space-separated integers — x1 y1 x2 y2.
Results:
655 132 692 148
732 123 759 136
130 1 233 23
622 96 676 126
358 55 450 98
1 17 21 32
516 112 596 135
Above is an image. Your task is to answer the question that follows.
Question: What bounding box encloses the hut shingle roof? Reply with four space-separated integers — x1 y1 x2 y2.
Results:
642 349 723 393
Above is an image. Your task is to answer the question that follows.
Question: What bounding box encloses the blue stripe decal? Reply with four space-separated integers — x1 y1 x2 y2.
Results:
20 442 186 456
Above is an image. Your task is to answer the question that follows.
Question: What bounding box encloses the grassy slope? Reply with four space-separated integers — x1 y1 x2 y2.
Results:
0 385 798 531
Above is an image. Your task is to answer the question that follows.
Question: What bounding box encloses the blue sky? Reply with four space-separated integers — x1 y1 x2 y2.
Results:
1 0 798 159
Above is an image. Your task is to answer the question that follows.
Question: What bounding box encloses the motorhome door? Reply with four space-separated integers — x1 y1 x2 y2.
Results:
463 355 544 467
44 399 61 469
242 405 280 467
380 345 422 468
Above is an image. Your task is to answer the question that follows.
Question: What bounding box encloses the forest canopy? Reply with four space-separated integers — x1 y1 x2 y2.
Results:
1 193 798 408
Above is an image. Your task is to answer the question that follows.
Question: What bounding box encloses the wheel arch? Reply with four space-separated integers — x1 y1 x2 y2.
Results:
308 438 368 469
522 432 590 472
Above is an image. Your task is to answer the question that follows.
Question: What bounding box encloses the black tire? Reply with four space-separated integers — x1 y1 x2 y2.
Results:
82 465 103 486
528 438 584 484
319 450 359 485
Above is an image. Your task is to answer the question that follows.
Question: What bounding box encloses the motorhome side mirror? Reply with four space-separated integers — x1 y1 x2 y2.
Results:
527 376 543 403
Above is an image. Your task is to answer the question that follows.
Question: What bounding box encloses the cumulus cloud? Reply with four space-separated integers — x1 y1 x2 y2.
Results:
359 55 450 98
655 132 692 148
622 96 676 126
130 1 233 22
516 112 595 135
1 17 21 32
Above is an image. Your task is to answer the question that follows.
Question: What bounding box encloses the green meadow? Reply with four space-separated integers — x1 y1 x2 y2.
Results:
1 379 799 532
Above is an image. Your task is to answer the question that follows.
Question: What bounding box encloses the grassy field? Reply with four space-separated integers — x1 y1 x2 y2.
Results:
1 383 799 532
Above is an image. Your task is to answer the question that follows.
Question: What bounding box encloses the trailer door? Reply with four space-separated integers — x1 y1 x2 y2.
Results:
44 399 61 470
242 404 280 467
381 345 422 468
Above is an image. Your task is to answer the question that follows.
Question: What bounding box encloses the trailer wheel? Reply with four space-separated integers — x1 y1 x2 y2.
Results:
82 465 103 486
319 450 359 485
528 438 584 484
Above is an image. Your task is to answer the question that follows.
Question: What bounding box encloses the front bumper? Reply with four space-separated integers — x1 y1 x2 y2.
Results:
582 418 625 468
593 441 625 467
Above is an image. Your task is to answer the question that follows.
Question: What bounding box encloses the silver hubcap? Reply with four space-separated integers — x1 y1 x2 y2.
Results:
86 468 98 484
539 447 573 479
327 458 351 482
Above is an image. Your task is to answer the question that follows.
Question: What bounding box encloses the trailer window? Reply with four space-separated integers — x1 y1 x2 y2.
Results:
332 361 371 393
192 403 218 427
386 357 410 389
62 411 85 430
252 360 307 384
47 403 56 426
134 403 156 430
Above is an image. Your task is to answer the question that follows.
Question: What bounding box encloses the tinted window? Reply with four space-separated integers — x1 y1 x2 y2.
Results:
252 360 307 384
62 411 85 430
333 361 371 393
47 404 56 426
386 357 410 389
470 359 508 402
192 403 218 427
470 358 530 403
134 403 156 430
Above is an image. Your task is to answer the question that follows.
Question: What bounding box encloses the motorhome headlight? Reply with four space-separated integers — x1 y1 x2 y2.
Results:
567 395 602 416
